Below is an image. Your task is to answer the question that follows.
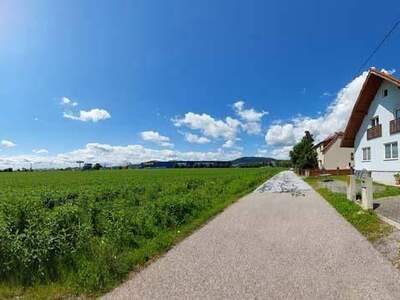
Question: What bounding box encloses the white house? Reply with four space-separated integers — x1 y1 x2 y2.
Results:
314 132 353 171
342 69 400 185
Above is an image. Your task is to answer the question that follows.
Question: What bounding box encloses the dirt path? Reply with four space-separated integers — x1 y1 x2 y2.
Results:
103 171 400 299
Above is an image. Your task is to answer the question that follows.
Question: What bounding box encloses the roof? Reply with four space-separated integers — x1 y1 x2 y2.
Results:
314 132 344 153
341 69 400 147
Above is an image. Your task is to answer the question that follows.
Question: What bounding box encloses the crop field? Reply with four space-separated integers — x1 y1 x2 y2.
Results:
0 167 282 298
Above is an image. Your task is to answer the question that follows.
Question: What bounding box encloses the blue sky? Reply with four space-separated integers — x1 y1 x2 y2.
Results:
0 0 399 168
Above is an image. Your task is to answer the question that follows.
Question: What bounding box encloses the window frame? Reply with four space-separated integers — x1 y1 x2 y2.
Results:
395 109 400 119
384 142 398 160
370 116 379 128
362 147 371 161
383 89 388 97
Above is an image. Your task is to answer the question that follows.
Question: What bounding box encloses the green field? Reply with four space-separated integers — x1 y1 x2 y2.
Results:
0 167 282 298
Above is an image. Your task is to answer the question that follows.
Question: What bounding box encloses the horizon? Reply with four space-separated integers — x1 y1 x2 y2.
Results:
1 0 399 169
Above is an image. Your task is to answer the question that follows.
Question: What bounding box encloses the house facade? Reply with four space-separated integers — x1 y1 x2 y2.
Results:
314 132 353 170
342 69 400 184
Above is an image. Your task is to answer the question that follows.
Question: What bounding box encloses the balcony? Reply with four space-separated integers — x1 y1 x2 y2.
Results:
390 118 400 134
367 124 382 140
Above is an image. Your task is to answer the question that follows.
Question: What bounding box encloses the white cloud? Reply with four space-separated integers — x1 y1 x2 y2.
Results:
61 97 78 107
241 122 263 135
381 68 396 75
0 143 242 169
64 108 111 122
222 139 235 148
1 140 16 148
265 70 369 148
61 97 110 123
173 101 267 147
271 146 292 159
32 149 49 154
265 123 295 146
184 133 210 144
140 131 174 147
256 146 292 159
173 112 241 147
233 101 268 122
233 100 268 135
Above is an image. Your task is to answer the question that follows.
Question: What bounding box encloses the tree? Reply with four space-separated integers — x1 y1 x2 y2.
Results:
93 163 102 170
289 131 318 170
275 160 292 168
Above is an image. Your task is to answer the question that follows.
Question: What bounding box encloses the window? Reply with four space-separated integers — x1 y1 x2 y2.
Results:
383 89 388 97
362 147 371 161
350 152 354 161
395 109 400 119
370 116 379 127
385 142 398 159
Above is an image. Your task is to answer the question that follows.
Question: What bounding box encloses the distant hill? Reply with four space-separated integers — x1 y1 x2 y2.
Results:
131 156 281 169
231 156 276 167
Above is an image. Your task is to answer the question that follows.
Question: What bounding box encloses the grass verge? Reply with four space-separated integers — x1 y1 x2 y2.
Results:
305 177 392 242
316 174 400 199
373 182 400 199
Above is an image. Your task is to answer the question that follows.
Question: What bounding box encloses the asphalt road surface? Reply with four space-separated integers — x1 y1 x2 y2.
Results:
103 171 400 299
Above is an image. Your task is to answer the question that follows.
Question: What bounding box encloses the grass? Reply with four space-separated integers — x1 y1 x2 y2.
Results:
306 177 392 242
317 174 400 199
0 167 283 299
372 181 400 199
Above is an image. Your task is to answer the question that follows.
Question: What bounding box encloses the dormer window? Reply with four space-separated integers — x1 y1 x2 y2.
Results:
370 116 379 127
395 109 400 119
383 89 388 97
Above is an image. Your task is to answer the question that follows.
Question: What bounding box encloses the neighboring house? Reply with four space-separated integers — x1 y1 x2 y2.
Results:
341 69 400 184
314 132 354 170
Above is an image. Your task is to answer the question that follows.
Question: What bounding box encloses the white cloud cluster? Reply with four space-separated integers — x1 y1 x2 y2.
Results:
173 112 241 148
174 101 267 148
32 149 49 154
61 97 111 123
184 133 210 144
265 71 369 152
265 123 296 146
140 131 174 147
0 143 242 169
1 140 16 148
64 108 111 122
233 100 268 134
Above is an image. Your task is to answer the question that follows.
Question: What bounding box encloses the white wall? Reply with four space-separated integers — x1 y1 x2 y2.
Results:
324 137 353 169
317 137 353 170
354 80 400 184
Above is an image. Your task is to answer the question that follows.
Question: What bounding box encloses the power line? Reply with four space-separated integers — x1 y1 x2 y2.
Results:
357 19 400 74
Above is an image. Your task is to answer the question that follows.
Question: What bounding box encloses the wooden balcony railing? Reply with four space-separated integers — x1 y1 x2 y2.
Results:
390 119 400 134
367 124 382 140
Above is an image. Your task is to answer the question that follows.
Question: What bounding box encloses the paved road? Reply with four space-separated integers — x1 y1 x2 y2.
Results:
103 171 400 299
375 196 400 224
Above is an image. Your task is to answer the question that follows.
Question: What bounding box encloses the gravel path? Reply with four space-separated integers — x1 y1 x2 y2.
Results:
256 170 311 195
103 171 400 299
